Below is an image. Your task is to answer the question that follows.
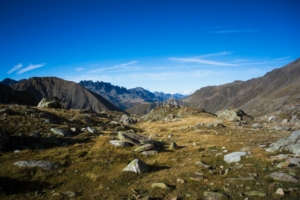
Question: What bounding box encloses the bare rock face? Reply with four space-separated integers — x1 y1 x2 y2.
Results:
13 160 61 170
0 128 9 149
37 97 63 108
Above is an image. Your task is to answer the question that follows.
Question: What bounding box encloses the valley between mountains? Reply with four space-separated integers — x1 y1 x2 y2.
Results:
0 59 300 199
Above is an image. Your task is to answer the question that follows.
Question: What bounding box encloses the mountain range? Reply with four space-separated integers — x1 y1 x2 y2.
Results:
1 58 299 116
79 80 186 110
182 58 300 116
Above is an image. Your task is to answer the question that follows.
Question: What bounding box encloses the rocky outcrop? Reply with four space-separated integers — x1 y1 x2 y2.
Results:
216 109 253 122
266 130 300 156
37 97 63 108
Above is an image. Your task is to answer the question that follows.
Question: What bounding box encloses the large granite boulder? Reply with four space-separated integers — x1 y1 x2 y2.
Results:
122 159 149 174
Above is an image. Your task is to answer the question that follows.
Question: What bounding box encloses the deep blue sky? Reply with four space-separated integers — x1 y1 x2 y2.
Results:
1 0 299 94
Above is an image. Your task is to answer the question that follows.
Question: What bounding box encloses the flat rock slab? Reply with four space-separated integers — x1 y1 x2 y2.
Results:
244 191 266 197
122 159 149 174
14 160 61 170
269 172 298 183
134 144 155 152
118 132 151 146
109 140 130 147
224 152 247 163
50 128 70 137
203 191 225 200
151 182 169 189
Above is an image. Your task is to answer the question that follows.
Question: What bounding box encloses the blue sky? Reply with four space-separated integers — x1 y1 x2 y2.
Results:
1 0 299 94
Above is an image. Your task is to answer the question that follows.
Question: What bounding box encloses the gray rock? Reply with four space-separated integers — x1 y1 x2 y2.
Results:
118 132 151 146
269 172 298 183
70 127 77 132
120 114 135 124
195 161 212 169
252 123 262 128
134 144 155 152
87 126 97 134
122 159 149 174
108 140 130 147
169 142 179 150
151 182 169 189
0 128 9 149
50 128 70 137
13 160 61 170
203 191 225 200
282 119 289 123
244 191 266 197
268 116 277 122
269 154 289 162
141 150 158 156
216 109 251 122
61 191 76 198
37 97 63 108
286 157 300 167
275 188 285 195
266 130 300 154
224 152 247 163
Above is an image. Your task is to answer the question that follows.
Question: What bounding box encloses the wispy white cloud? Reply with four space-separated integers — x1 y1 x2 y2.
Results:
75 68 84 72
209 29 260 34
8 63 23 74
17 63 45 74
198 51 232 58
169 57 237 66
89 60 138 73
274 56 291 61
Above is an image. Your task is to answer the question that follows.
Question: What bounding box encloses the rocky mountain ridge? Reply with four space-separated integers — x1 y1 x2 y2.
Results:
8 77 122 113
183 58 300 116
79 80 186 110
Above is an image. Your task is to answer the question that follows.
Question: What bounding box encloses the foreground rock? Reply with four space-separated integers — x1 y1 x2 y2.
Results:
122 159 149 174
216 109 252 122
0 128 9 149
50 128 71 137
37 97 63 108
266 130 300 156
224 152 247 163
268 172 298 183
13 160 61 170
203 191 225 200
120 114 136 124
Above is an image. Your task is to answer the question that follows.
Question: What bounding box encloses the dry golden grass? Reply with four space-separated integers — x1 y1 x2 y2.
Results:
0 105 299 199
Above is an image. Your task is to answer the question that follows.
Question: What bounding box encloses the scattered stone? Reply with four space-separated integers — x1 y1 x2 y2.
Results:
195 161 212 169
282 119 289 123
61 191 76 198
134 144 155 152
70 127 77 132
109 140 130 147
87 126 97 134
141 150 158 156
269 154 289 162
269 172 298 183
169 142 179 150
190 173 203 181
275 188 285 195
151 182 169 189
286 157 300 167
13 160 61 170
244 191 266 197
50 128 70 137
252 123 262 128
122 159 149 174
118 132 151 146
37 97 63 108
120 114 135 124
168 134 173 138
176 178 185 183
216 109 252 122
224 152 247 163
0 128 9 149
266 130 300 154
203 191 225 200
268 116 277 122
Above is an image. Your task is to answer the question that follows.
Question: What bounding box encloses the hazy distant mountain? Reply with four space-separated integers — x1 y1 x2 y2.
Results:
0 83 37 106
126 98 187 115
183 58 300 116
10 77 122 113
79 80 186 109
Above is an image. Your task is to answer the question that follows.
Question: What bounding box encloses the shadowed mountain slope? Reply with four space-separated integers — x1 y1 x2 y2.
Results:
0 83 37 106
79 80 186 109
183 58 300 116
10 77 122 113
